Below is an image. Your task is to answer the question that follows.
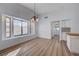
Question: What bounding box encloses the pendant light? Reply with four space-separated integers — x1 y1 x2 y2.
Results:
31 3 38 22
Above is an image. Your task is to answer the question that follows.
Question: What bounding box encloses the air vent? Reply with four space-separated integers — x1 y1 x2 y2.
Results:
44 16 48 19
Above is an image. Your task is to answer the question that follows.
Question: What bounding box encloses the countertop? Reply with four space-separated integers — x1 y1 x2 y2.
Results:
66 32 79 36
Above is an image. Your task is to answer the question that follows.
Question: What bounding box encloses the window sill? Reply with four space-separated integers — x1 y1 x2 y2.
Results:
3 34 31 40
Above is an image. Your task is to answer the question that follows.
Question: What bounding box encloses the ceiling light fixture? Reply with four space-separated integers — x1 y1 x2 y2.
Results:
31 3 38 22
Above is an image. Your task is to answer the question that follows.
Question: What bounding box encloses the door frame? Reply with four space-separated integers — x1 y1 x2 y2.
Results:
51 21 61 40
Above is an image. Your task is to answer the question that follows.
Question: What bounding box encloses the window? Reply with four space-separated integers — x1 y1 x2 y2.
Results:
13 19 21 36
13 19 28 36
5 17 11 38
31 22 36 35
4 15 29 39
22 22 28 34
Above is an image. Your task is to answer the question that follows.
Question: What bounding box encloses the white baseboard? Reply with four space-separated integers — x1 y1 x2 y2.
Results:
38 36 51 39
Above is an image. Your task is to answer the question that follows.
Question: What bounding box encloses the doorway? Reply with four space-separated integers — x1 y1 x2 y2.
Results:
51 21 60 39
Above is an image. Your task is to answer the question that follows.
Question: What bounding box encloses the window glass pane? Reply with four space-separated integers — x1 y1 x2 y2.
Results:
22 22 27 34
31 22 35 35
6 23 10 32
13 20 21 36
5 17 11 38
6 18 10 22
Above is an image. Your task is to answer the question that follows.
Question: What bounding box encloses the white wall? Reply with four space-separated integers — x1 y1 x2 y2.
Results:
38 19 51 39
0 3 37 50
38 4 78 39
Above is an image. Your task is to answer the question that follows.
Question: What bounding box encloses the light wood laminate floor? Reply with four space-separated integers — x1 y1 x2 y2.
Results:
0 38 73 56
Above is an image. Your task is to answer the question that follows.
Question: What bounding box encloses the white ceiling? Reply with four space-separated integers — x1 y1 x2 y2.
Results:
20 3 75 16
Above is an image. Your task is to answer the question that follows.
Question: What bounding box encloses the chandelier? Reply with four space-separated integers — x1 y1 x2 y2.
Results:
31 3 38 22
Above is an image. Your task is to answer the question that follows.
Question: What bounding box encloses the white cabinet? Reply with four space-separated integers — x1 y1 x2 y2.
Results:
67 33 79 54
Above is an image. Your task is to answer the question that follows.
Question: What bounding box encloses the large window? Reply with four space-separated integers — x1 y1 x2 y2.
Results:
22 22 28 34
4 15 29 39
13 19 28 36
13 19 22 36
5 17 11 38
